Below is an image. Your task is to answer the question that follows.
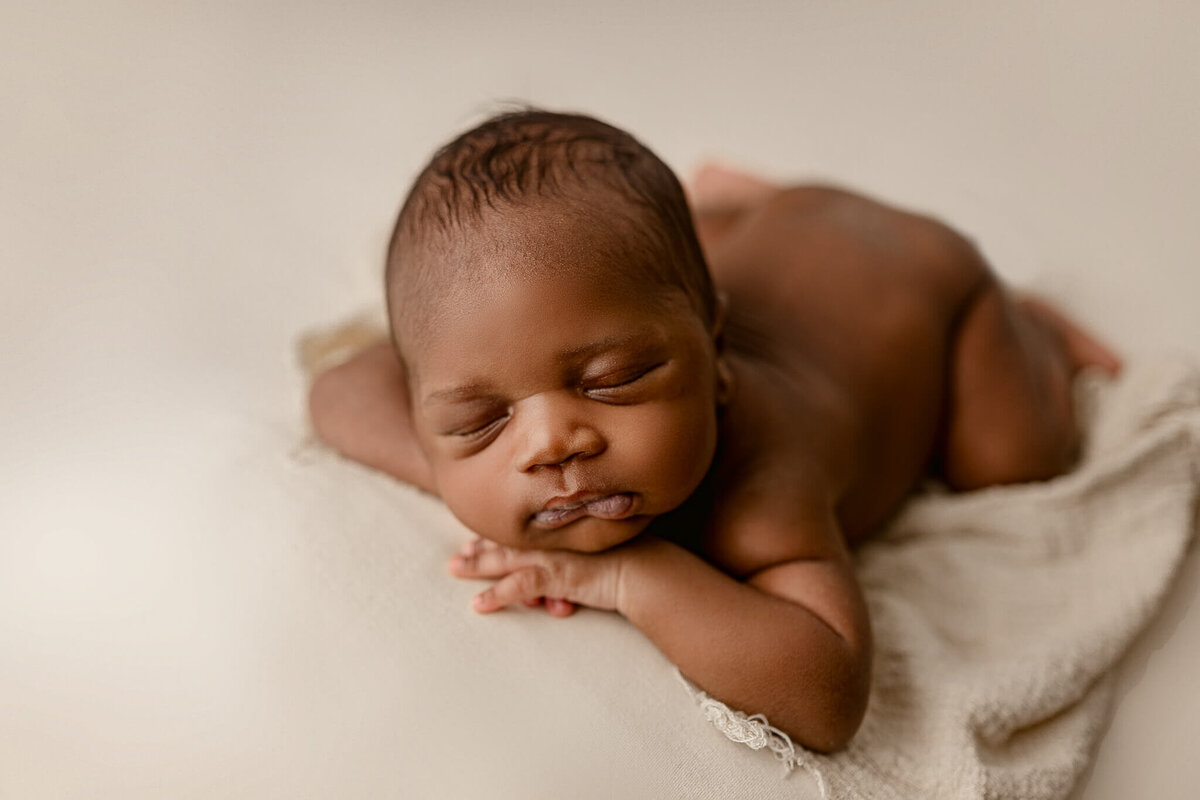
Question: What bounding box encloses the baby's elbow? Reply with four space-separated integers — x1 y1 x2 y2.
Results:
821 630 872 748
307 365 359 452
770 703 862 755
815 691 868 753
790 645 872 754
804 683 869 754
307 369 340 445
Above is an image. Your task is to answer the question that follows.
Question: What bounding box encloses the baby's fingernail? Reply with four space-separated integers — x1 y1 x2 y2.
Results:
472 593 490 612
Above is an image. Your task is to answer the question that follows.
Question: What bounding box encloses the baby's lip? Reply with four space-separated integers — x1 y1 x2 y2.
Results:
542 490 603 511
533 492 636 529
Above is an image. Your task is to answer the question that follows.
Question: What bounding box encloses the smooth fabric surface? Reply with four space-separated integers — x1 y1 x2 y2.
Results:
4 2 1200 798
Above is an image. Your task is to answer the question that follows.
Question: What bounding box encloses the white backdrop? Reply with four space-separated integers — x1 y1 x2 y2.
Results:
2 2 1198 798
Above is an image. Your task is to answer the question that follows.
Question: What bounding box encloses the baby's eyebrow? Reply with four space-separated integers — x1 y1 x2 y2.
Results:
558 330 657 361
422 383 497 407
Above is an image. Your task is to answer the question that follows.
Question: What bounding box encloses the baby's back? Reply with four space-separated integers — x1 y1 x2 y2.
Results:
704 187 988 543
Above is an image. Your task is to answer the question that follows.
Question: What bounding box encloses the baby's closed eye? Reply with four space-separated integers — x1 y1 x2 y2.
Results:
582 362 666 400
447 414 509 439
432 401 511 440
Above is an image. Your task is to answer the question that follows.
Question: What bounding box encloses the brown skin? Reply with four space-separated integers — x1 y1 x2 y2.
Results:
308 176 1120 753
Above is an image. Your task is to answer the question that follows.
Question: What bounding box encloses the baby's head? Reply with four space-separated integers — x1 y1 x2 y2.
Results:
387 109 727 552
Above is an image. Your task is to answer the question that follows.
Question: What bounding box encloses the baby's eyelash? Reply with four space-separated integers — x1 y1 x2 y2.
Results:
450 414 509 439
585 362 664 393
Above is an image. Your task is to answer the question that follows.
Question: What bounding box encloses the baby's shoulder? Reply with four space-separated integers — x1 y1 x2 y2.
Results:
700 364 852 576
703 451 845 577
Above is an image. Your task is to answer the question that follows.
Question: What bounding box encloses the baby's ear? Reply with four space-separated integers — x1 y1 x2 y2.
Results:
711 291 735 406
715 356 735 406
711 290 730 348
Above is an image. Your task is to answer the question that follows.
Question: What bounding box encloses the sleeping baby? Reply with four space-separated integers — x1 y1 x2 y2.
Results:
307 109 1121 752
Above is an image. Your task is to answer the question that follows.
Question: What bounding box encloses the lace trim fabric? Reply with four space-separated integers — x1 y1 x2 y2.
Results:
676 671 828 798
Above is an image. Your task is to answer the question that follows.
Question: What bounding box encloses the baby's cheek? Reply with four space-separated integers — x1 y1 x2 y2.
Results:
437 461 518 541
628 402 717 502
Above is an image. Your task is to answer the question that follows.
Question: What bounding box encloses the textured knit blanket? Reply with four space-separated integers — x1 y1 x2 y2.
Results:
687 356 1200 799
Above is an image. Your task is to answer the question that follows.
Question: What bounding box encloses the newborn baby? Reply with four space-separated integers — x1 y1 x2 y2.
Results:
307 109 1120 752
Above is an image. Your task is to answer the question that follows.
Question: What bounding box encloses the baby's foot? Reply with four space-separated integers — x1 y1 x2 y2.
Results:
1017 296 1123 377
685 162 778 214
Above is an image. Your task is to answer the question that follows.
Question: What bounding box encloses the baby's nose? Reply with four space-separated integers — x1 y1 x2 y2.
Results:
516 396 605 471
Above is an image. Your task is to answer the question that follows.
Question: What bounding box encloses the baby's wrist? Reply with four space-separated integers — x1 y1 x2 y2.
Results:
613 535 679 617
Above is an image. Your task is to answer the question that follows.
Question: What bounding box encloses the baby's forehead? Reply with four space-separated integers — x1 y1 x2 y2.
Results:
397 252 686 369
389 194 700 360
474 195 647 258
406 200 664 295
413 239 676 327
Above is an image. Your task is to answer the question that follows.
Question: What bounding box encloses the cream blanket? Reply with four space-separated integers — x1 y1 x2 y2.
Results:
689 357 1200 799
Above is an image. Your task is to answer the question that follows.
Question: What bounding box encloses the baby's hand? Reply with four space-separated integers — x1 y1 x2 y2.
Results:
447 538 626 617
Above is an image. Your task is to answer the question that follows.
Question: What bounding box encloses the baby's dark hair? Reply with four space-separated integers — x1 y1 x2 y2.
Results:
386 109 717 350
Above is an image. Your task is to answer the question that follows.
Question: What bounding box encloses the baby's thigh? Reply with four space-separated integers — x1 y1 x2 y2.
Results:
938 278 1078 490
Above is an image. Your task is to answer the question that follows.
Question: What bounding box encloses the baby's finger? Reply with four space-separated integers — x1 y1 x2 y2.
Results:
472 565 552 613
448 541 530 578
544 597 576 617
457 537 489 558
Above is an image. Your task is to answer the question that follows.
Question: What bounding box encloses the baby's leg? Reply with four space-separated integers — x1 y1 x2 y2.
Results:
940 277 1121 490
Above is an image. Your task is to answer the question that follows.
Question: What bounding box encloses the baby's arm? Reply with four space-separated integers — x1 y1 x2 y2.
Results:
450 509 871 753
308 340 436 493
621 530 870 753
